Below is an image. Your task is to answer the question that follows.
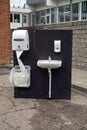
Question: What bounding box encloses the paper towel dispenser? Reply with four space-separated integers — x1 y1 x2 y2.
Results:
12 30 29 51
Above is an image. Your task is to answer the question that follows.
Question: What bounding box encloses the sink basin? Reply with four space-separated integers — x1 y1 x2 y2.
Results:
37 56 62 98
37 59 62 69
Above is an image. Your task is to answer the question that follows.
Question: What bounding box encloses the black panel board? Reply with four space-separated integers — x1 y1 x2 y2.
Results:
14 30 72 99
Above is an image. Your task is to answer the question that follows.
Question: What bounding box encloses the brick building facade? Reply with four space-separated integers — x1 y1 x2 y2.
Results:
0 0 11 66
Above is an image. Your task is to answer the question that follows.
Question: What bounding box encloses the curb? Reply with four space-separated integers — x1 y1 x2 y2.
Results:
72 84 87 94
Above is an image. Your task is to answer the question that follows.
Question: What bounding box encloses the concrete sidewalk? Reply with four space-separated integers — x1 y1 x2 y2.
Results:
72 68 87 93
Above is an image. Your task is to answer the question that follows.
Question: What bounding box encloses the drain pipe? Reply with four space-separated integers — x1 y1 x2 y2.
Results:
48 56 52 98
48 68 52 98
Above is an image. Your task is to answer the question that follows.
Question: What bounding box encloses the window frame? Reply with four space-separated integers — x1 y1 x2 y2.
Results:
72 2 79 21
23 15 27 23
14 13 20 23
81 1 87 20
64 4 71 22
51 7 58 24
34 0 87 26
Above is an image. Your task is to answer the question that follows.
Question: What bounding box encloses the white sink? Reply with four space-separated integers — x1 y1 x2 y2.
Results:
37 59 62 69
37 56 62 98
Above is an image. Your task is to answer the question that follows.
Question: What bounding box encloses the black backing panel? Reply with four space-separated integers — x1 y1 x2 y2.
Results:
14 30 72 99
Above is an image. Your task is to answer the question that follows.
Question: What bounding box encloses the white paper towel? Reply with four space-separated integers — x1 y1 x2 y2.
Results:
16 51 26 71
9 51 30 87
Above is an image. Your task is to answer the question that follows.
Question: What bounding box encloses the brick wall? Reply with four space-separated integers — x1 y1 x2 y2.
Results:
34 21 87 70
0 0 11 66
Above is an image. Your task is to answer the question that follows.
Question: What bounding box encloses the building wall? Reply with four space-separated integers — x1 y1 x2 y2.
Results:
10 5 31 29
28 0 87 70
34 21 87 70
0 0 11 65
10 12 29 29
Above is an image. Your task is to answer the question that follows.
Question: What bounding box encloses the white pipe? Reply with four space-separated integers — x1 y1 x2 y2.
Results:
48 56 52 98
48 68 52 98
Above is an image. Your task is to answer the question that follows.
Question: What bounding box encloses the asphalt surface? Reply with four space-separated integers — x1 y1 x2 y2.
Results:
0 87 87 130
0 68 87 130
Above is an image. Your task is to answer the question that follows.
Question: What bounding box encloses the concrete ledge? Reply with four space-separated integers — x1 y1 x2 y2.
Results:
72 85 87 94
0 63 13 69
72 68 87 93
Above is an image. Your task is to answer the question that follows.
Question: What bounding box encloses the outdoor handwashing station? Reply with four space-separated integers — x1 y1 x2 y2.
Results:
9 29 72 99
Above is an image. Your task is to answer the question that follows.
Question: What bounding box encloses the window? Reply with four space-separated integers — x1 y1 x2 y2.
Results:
38 10 45 24
36 11 41 24
41 10 45 16
40 10 45 24
10 14 13 22
41 16 45 24
14 14 20 23
59 6 64 22
35 1 87 25
64 5 70 21
23 15 27 23
51 8 57 23
59 5 70 22
72 3 79 21
82 1 87 20
46 15 50 24
46 9 50 14
46 9 51 24
36 10 51 25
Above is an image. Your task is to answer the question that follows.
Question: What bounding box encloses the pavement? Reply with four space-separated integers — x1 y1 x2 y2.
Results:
0 68 87 130
72 68 87 93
